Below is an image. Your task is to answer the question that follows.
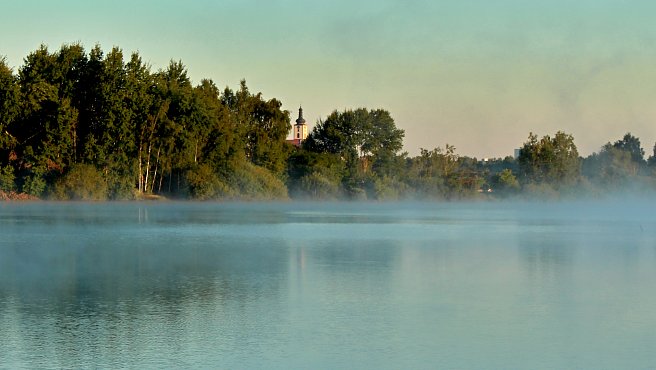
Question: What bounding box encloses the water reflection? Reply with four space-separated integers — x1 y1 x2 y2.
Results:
1 201 656 369
0 204 296 368
520 237 572 275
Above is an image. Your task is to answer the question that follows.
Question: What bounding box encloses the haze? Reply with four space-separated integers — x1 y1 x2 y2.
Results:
2 201 656 368
2 0 656 158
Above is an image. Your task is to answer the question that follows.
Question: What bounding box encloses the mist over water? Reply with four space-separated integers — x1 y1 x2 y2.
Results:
1 201 655 369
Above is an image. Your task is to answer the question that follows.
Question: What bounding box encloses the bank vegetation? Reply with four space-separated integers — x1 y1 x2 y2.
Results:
2 44 656 201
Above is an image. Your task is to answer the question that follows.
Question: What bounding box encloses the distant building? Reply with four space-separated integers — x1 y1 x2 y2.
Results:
287 106 308 147
514 148 521 159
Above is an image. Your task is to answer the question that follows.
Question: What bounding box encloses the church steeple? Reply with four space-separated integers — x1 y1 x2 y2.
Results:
295 106 306 125
289 106 308 146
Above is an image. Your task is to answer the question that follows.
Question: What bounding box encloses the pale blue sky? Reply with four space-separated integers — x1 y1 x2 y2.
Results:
2 0 656 157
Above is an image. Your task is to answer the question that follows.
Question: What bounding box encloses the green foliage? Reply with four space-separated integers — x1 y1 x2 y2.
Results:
21 173 47 197
287 150 345 199
648 143 656 168
0 57 20 151
52 164 108 200
521 182 560 200
583 143 643 190
5 43 656 201
403 145 459 199
0 165 16 192
227 160 288 200
185 160 288 201
492 169 520 195
305 108 407 186
303 108 405 197
106 162 137 200
222 80 291 176
368 175 408 200
2 44 294 201
518 131 580 187
185 164 230 200
445 171 485 199
613 133 644 164
298 171 343 199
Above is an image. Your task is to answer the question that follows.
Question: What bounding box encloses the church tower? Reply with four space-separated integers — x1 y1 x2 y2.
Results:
289 106 308 146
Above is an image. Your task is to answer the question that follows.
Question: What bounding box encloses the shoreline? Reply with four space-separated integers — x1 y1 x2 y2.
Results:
0 191 39 201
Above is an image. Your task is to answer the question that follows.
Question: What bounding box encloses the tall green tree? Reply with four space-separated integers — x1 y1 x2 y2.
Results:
0 57 19 154
15 45 80 195
287 150 345 199
303 108 405 197
120 52 155 197
613 133 644 164
583 145 636 188
518 131 580 186
223 80 291 176
360 109 404 177
0 58 20 191
648 143 656 168
583 133 647 190
403 146 453 198
403 144 484 199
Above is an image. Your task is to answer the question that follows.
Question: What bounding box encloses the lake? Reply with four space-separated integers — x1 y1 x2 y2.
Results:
1 201 655 369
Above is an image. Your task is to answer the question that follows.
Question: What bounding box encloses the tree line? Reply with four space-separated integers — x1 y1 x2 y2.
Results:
1 44 291 200
2 44 656 200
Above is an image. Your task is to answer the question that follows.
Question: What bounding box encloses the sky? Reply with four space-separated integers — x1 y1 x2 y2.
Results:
2 0 656 158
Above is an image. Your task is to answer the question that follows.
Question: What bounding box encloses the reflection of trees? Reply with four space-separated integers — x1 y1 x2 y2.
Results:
0 203 298 312
0 213 291 368
0 236 288 307
308 240 399 272
284 238 401 308
518 230 573 278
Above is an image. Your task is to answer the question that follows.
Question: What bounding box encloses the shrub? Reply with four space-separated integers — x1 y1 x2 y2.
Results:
0 165 16 192
52 164 108 200
228 161 288 200
521 182 559 200
369 175 409 200
22 174 47 198
297 171 342 200
185 164 231 200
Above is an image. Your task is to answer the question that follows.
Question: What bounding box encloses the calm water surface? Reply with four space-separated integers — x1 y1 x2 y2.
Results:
1 201 655 369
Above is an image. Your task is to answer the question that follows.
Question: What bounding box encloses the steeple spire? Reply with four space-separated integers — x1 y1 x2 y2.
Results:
296 106 306 125
287 105 308 146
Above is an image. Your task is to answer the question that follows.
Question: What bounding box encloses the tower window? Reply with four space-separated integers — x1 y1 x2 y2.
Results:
297 133 300 139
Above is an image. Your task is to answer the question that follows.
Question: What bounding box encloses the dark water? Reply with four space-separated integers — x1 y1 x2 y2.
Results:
1 201 655 369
